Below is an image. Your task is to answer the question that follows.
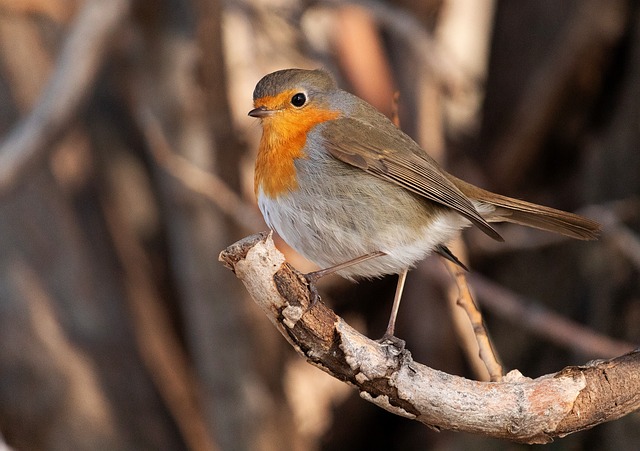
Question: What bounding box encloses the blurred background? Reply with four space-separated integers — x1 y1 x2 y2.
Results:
0 0 639 450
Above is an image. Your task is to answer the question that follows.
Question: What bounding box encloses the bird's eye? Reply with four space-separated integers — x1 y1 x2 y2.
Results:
291 92 306 107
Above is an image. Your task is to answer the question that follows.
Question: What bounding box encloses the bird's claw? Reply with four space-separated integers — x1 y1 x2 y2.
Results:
376 333 406 353
303 272 322 308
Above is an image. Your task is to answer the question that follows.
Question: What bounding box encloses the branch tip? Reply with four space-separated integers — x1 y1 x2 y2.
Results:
218 231 271 271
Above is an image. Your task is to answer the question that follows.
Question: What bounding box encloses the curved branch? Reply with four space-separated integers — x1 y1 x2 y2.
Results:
0 0 130 196
219 233 640 444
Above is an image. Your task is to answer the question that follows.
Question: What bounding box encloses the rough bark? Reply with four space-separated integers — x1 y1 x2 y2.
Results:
220 232 640 444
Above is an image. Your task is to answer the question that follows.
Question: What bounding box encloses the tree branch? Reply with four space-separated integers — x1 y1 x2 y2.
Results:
0 0 130 196
219 232 640 444
443 256 503 382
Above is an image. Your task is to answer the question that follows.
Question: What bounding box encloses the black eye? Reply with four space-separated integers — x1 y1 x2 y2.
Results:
291 92 306 107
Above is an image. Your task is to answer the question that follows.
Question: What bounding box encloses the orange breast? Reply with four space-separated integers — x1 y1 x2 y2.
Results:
254 104 340 198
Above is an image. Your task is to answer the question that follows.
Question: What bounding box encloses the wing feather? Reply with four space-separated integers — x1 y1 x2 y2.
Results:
321 118 503 241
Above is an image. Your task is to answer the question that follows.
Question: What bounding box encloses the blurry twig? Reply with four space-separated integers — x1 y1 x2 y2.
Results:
469 273 637 358
608 222 640 270
421 263 636 359
338 0 475 99
588 202 640 270
136 108 264 232
0 0 78 22
0 0 130 196
102 199 220 451
489 0 628 188
0 431 12 451
333 4 396 116
444 256 503 381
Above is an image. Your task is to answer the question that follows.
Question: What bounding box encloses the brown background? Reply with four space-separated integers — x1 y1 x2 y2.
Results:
0 0 638 450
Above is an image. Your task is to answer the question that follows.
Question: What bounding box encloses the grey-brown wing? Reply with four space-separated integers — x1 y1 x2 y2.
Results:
321 118 502 241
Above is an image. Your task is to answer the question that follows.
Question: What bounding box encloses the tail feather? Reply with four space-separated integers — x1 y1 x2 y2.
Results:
450 176 601 241
435 244 469 270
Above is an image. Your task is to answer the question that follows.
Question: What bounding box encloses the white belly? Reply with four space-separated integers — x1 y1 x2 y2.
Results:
257 187 473 279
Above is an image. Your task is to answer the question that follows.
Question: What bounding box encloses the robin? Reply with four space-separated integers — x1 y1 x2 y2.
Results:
248 68 600 340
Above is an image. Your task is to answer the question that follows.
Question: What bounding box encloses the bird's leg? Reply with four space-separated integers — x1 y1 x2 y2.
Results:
304 251 386 306
378 269 408 347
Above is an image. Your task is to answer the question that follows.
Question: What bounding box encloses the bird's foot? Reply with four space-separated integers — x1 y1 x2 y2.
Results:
302 271 323 308
376 333 406 353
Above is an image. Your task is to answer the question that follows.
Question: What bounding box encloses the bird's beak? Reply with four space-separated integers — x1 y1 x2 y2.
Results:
248 106 274 118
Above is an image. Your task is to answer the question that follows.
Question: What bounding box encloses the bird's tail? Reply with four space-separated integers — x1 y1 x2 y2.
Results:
450 175 601 241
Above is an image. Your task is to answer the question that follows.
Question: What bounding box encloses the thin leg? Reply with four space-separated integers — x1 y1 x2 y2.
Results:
305 251 386 306
306 251 386 283
383 268 409 339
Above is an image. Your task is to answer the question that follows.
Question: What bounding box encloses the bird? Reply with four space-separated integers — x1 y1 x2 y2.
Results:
248 68 600 341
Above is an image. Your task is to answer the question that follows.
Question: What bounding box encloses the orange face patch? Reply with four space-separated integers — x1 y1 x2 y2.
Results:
254 90 340 198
